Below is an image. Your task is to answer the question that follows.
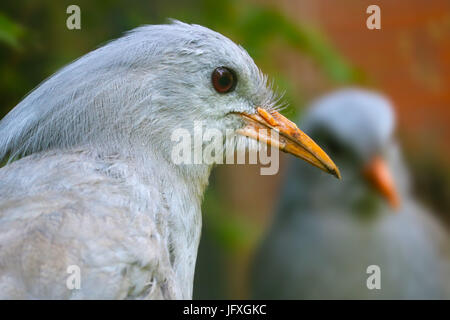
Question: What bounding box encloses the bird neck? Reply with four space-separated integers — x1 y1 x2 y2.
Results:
110 144 213 299
150 153 212 299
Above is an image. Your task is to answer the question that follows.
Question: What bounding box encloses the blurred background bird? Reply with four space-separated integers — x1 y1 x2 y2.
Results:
251 89 450 299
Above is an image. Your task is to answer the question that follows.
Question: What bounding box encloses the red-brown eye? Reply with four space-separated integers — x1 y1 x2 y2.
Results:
211 67 237 93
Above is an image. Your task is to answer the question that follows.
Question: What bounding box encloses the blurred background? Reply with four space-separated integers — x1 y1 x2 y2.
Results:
0 0 449 299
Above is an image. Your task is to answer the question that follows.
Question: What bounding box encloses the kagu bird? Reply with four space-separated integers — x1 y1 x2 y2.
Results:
0 21 339 299
251 89 450 299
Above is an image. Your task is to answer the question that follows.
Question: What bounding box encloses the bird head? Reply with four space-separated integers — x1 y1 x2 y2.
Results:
131 21 340 177
0 21 339 180
301 89 401 211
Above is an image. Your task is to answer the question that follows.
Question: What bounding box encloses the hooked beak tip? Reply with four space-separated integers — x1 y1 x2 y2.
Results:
331 167 342 180
235 107 341 179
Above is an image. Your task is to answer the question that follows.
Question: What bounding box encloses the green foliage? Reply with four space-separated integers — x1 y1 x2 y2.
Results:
237 5 358 83
0 12 25 50
201 186 259 252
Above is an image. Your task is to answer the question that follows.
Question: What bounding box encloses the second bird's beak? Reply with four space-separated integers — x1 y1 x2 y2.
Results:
235 107 341 179
364 155 400 210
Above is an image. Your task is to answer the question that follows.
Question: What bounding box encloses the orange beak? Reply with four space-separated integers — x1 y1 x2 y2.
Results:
364 155 400 209
235 107 341 179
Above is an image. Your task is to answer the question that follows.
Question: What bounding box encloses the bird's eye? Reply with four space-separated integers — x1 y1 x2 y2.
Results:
211 67 237 93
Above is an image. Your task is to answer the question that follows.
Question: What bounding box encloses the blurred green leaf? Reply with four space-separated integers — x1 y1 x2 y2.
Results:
238 6 360 83
195 0 361 84
0 12 25 50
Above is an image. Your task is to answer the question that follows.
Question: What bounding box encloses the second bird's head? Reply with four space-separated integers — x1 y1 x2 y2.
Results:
298 89 402 211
